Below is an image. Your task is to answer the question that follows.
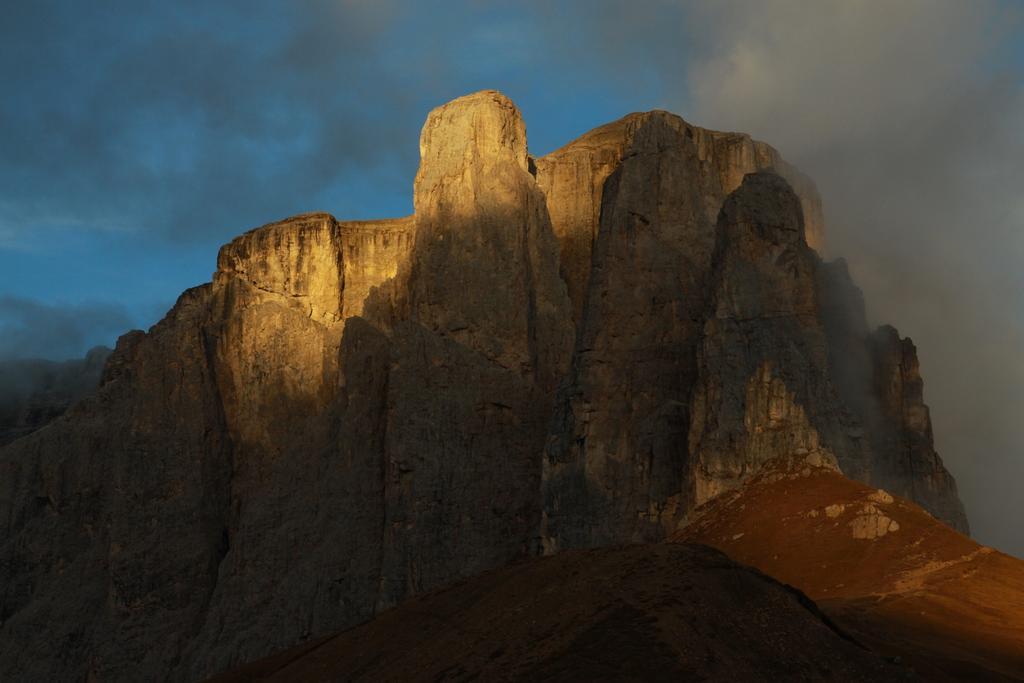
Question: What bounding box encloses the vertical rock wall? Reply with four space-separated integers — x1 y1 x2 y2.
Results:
542 113 719 548
688 174 850 505
868 326 969 530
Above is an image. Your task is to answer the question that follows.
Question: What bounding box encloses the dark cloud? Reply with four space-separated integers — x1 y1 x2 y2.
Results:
0 295 135 361
0 1 421 247
0 1 681 253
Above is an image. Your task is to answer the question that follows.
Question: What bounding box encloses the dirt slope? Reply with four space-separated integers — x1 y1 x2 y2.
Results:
676 459 1024 680
209 544 909 682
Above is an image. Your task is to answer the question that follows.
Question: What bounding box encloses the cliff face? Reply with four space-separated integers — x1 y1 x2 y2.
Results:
0 90 966 681
537 114 964 551
535 112 825 325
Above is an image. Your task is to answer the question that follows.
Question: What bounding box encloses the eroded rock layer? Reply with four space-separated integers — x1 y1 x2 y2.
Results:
0 90 965 681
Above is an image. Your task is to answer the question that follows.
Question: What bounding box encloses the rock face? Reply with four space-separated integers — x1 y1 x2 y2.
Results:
0 90 966 681
688 174 852 503
816 261 969 531
0 346 110 446
539 127 965 552
535 112 825 325
867 326 969 530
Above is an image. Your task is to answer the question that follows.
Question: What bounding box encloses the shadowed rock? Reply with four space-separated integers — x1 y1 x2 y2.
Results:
536 111 826 324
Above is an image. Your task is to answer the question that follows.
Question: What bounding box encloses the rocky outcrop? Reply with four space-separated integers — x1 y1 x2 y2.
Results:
0 346 110 446
180 92 574 679
210 213 413 455
401 91 573 392
0 286 233 681
0 90 966 681
535 112 825 324
542 163 964 554
816 260 969 532
688 174 851 504
867 326 969 530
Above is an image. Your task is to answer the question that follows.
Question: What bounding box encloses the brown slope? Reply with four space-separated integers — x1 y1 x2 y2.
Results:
208 543 910 682
674 459 1024 680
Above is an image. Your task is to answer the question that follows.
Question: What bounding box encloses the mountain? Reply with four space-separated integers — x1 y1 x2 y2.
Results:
0 91 968 680
0 346 110 447
676 458 1024 680
208 544 911 682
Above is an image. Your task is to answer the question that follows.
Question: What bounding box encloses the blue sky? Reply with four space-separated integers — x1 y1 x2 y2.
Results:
0 1 685 355
2 1 1023 555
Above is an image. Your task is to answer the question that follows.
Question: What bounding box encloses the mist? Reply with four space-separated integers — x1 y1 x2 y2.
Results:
0 296 127 433
0 296 132 362
675 1 1024 556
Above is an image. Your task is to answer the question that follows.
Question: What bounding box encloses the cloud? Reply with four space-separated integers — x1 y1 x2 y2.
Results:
0 1 421 248
0 295 135 361
673 0 1024 555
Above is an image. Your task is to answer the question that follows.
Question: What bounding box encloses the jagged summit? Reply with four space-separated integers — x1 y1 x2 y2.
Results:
0 90 966 681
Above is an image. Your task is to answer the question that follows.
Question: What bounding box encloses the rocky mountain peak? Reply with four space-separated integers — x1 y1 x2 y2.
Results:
0 90 969 681
402 90 572 388
414 89 529 213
